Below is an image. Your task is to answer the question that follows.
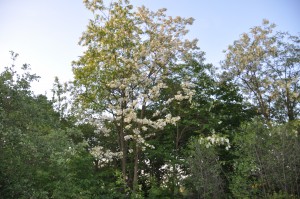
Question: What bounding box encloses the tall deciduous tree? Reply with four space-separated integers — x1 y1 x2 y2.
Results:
72 0 199 192
222 20 300 123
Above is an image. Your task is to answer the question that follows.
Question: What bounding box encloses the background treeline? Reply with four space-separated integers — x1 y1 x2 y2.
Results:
0 0 299 198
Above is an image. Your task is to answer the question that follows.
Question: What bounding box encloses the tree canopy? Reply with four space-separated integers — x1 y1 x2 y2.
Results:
1 1 299 198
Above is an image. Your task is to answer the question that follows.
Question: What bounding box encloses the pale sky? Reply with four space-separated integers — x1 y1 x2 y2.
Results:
0 0 299 97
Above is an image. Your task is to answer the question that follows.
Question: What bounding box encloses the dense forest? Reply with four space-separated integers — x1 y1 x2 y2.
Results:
0 0 299 198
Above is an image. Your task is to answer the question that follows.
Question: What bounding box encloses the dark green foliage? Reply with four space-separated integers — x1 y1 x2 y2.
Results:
184 138 225 199
0 54 98 198
230 119 300 198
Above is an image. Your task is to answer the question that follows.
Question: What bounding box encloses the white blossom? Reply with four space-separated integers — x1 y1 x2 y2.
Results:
124 135 133 141
90 146 123 167
199 133 231 150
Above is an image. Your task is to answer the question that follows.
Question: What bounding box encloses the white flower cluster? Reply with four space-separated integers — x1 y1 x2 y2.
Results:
164 81 195 105
124 133 155 150
174 93 188 101
90 146 123 165
124 110 137 123
121 113 180 150
181 81 195 102
165 114 180 125
97 126 111 137
84 114 113 137
124 135 133 141
199 134 231 150
152 110 161 117
120 110 181 150
148 82 168 100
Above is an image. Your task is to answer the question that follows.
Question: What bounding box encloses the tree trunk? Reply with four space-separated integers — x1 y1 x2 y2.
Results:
285 88 295 121
118 124 127 186
132 104 146 192
118 95 128 187
133 143 140 192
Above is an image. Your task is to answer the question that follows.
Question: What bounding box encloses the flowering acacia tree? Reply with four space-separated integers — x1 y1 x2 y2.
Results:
72 0 199 191
222 20 300 123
